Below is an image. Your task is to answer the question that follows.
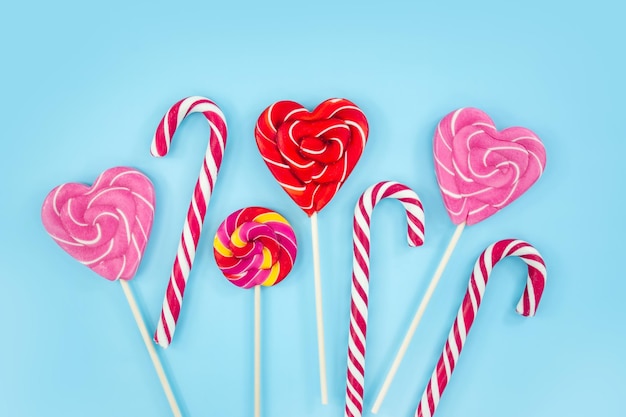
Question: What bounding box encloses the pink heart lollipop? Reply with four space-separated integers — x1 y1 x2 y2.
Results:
434 107 546 225
41 167 182 417
372 108 547 413
41 166 155 280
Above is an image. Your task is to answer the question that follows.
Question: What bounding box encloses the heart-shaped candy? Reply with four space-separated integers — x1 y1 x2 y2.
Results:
434 108 546 225
41 167 155 280
255 98 369 216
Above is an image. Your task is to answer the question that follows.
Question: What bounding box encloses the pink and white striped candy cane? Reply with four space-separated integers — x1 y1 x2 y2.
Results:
152 96 227 348
415 239 547 417
345 181 425 417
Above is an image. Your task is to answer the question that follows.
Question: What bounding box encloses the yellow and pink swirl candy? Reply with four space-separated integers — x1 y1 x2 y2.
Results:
213 207 297 288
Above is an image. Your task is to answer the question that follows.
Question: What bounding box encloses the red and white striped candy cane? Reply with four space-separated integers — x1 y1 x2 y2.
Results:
415 239 547 417
345 181 425 417
152 96 227 348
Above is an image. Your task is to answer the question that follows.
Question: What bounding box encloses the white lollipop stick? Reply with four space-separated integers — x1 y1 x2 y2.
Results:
372 222 465 413
310 212 328 404
120 280 182 417
255 285 261 417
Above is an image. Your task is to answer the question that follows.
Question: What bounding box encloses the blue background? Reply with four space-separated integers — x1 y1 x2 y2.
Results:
1 1 625 416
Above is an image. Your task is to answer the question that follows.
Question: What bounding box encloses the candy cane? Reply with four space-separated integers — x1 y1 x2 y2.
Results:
152 96 227 348
345 181 425 417
415 239 547 417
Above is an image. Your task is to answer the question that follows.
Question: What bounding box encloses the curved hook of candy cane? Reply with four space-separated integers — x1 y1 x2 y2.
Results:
345 181 426 417
415 239 547 417
151 96 228 348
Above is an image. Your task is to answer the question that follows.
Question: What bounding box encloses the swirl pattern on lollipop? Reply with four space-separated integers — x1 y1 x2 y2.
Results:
255 99 369 216
41 167 155 281
214 207 297 288
434 108 547 225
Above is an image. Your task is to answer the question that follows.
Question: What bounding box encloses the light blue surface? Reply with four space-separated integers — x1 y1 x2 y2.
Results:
1 1 625 416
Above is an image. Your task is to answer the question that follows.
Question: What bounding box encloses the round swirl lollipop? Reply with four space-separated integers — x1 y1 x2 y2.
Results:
213 207 297 417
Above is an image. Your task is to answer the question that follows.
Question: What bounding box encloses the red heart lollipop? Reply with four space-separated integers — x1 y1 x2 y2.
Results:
255 98 369 216
255 98 369 404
